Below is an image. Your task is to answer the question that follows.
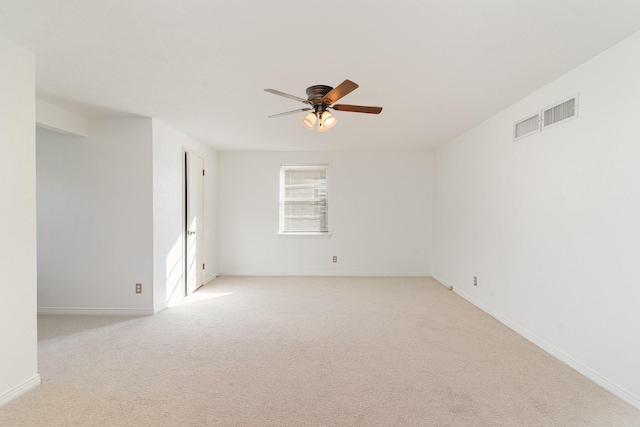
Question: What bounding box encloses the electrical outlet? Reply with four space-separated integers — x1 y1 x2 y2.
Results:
136 283 142 294
332 256 337 263
473 276 477 287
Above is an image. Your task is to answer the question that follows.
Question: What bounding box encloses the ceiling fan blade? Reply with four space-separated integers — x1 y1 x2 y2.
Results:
322 79 359 104
264 88 311 104
332 104 383 114
268 108 312 118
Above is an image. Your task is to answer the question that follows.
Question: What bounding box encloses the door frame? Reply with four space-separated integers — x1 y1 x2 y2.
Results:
183 148 206 296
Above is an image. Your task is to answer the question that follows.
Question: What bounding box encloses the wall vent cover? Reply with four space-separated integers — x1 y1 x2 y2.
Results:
514 113 540 141
542 94 578 130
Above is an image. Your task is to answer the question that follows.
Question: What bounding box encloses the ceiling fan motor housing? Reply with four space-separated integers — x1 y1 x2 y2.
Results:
306 85 333 104
265 79 382 121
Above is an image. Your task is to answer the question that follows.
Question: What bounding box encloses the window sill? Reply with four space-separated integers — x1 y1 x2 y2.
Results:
278 233 332 239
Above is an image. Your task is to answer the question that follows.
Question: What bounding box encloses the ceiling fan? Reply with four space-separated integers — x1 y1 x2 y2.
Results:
264 79 382 132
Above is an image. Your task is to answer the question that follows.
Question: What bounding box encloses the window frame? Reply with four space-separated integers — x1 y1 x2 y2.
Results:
278 164 330 237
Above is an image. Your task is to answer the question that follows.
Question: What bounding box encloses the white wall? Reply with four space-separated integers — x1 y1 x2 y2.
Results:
37 118 154 314
36 99 89 137
0 37 40 406
219 151 432 276
433 32 640 408
151 119 219 311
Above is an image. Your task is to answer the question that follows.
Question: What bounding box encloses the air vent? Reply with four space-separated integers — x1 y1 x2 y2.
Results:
542 94 578 130
514 113 540 141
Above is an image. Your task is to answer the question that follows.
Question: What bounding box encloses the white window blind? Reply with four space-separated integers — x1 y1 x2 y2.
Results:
279 165 328 234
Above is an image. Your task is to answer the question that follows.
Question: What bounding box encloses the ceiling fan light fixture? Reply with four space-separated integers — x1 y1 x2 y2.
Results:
266 79 382 133
321 111 337 129
302 112 316 130
317 124 329 132
317 111 329 132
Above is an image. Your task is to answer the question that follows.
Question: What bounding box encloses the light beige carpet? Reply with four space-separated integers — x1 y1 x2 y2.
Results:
1 276 638 426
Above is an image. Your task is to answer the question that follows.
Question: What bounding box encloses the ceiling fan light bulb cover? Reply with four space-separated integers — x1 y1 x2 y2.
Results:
302 112 316 130
321 111 337 129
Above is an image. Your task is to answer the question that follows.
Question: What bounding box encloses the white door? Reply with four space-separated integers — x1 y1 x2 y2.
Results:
186 151 205 295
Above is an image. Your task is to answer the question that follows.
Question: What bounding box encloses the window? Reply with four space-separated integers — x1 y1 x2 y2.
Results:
279 165 329 234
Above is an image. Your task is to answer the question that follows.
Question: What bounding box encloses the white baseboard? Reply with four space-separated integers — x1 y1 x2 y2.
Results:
218 271 432 277
38 307 154 316
204 273 219 284
431 274 454 290
432 275 640 411
0 374 41 407
153 301 169 314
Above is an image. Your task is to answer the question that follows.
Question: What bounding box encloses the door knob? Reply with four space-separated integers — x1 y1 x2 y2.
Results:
188 230 196 235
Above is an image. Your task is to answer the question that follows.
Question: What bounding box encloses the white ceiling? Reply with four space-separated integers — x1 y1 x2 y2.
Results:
2 0 640 151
